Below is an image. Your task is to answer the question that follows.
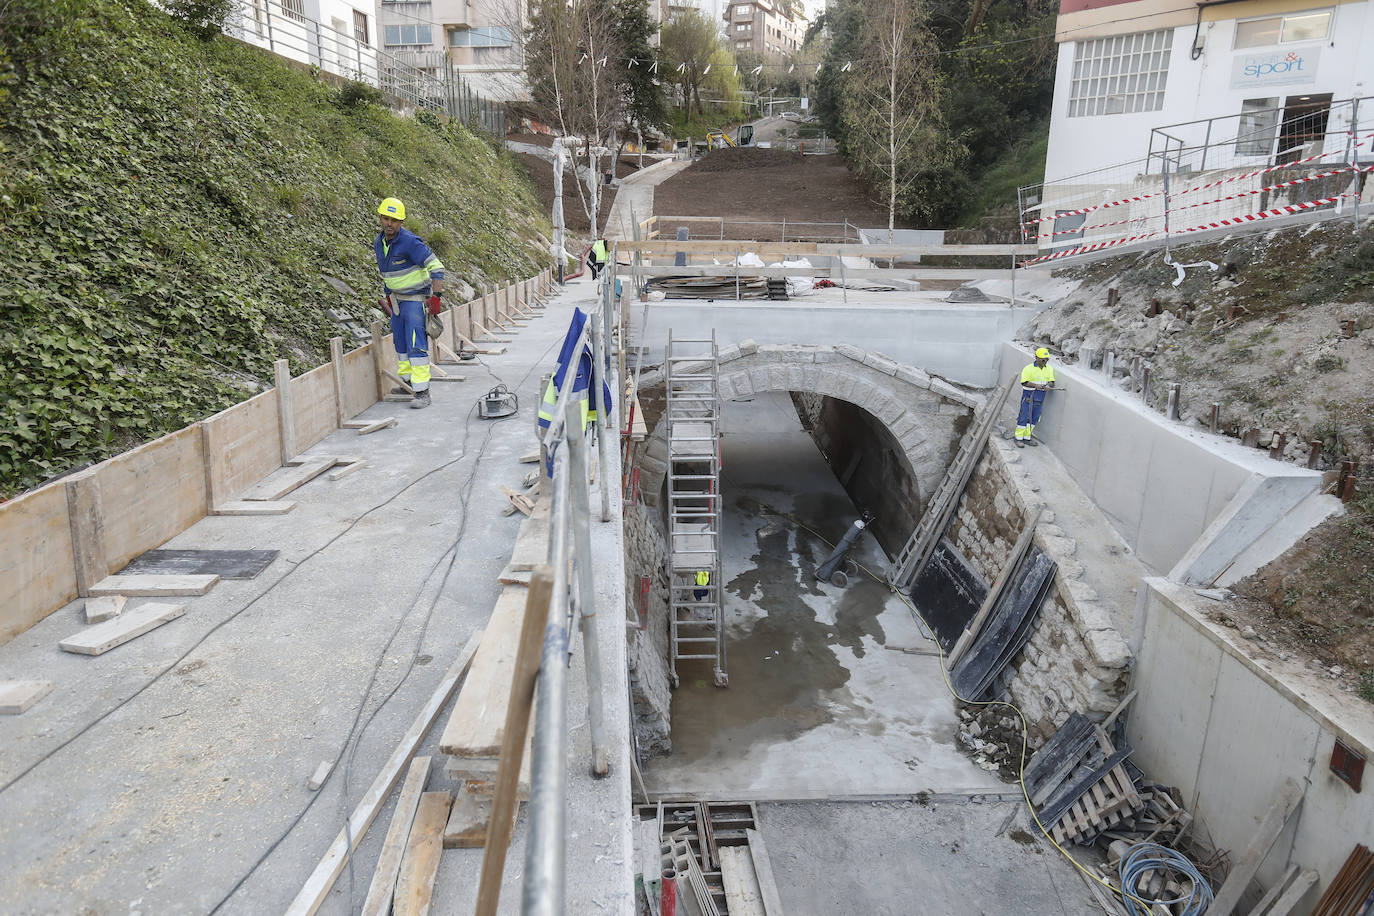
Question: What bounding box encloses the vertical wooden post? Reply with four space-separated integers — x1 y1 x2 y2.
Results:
275 359 295 465
1209 403 1221 433
1307 441 1322 469
330 337 347 428
65 470 108 597
371 321 390 403
1167 383 1181 420
200 421 224 514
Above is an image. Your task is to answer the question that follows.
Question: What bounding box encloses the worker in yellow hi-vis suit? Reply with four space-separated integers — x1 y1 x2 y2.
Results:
1015 348 1055 447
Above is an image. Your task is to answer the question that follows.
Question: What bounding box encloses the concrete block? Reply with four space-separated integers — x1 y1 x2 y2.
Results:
862 353 899 376
812 348 838 363
1084 627 1131 668
894 364 932 388
916 400 939 414
1071 599 1114 633
767 365 787 391
717 344 741 363
801 366 822 391
929 377 975 405
1039 534 1078 560
1062 578 1099 607
786 365 806 391
749 366 769 391
738 339 758 355
836 343 865 362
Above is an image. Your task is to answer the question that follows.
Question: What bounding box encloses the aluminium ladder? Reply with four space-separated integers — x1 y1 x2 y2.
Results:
886 384 1011 592
665 330 727 687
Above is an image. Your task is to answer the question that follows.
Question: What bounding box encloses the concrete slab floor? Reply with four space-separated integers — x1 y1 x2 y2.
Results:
644 391 1005 801
0 273 632 915
759 799 1103 915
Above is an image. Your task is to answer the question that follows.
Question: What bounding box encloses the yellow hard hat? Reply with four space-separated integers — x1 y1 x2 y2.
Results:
377 197 406 220
1035 347 1051 359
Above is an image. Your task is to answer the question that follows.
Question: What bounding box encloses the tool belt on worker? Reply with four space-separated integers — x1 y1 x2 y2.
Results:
426 312 444 340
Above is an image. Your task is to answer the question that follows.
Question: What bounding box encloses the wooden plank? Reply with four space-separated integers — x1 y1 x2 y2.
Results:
456 331 506 356
328 461 368 481
59 602 186 655
358 417 398 436
240 457 336 501
475 568 553 914
201 390 281 502
508 503 550 571
0 680 54 715
394 791 451 916
330 337 347 429
1210 779 1305 916
439 587 530 757
88 574 218 597
372 321 391 403
211 500 296 516
275 359 296 464
443 783 519 849
1251 864 1299 916
341 344 378 421
307 761 332 791
949 508 1041 668
284 631 482 916
1262 869 1318 916
745 828 784 916
1 478 79 644
719 846 767 916
85 595 126 623
360 756 432 916
65 470 108 598
290 364 340 456
341 419 372 429
500 486 534 517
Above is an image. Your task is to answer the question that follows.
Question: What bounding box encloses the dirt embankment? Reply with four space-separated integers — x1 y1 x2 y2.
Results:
509 134 641 234
1025 221 1374 696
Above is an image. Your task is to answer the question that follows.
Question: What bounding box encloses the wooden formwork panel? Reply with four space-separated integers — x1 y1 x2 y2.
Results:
484 294 497 328
457 301 475 342
290 363 337 454
0 484 77 644
97 425 206 575
340 345 376 420
203 389 282 503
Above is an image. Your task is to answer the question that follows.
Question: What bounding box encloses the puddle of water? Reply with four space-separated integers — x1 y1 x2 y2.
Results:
666 493 891 764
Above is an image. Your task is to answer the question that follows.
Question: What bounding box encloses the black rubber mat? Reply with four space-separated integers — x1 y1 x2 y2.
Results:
118 549 279 580
908 538 988 652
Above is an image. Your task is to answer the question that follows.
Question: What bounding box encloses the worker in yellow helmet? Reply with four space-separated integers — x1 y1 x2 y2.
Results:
1015 347 1055 447
374 197 445 409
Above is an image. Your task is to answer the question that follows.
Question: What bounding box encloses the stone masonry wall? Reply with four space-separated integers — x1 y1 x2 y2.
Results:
623 502 673 757
947 441 1133 741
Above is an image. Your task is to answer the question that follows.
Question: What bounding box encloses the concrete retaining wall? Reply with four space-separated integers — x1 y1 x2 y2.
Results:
0 270 553 646
1130 579 1374 907
623 504 673 757
947 442 1132 737
997 342 1324 577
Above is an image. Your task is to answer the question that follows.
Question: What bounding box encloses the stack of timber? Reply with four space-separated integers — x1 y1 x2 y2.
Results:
1310 845 1374 915
636 802 784 916
646 276 769 299
1024 713 1143 846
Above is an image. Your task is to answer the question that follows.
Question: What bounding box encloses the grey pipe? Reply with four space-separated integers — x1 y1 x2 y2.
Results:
523 448 572 916
565 402 611 777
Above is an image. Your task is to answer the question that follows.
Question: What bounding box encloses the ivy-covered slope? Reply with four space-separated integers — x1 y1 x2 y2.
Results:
0 0 550 497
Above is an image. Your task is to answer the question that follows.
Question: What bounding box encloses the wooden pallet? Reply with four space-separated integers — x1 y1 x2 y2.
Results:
1049 729 1142 846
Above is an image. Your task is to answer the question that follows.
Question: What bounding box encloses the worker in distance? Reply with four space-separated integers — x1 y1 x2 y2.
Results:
374 197 445 409
1015 347 1055 447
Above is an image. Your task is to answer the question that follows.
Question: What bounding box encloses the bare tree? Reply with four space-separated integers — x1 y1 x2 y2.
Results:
659 10 721 115
838 0 949 238
523 0 626 236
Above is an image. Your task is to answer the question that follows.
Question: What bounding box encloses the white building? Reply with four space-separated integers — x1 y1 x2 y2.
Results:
234 0 380 81
1045 0 1374 181
375 0 528 101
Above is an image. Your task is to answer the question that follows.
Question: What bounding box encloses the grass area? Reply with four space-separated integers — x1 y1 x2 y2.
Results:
0 0 549 497
667 107 743 140
954 119 1048 229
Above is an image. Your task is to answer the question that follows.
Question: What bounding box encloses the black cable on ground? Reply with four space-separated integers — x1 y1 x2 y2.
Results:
206 307 564 913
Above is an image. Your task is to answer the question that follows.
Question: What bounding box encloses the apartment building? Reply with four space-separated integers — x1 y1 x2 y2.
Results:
376 0 528 100
235 0 380 78
1044 0 1374 181
723 0 805 58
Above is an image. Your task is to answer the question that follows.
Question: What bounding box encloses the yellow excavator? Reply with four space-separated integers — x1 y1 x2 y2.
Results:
704 124 754 149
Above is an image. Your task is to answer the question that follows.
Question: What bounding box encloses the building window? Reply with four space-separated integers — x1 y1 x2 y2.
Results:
281 0 305 22
384 23 433 45
353 10 369 46
1234 8 1332 49
735 23 747 31
735 4 750 16
1236 98 1280 155
736 39 749 48
449 26 512 47
1067 29 1171 117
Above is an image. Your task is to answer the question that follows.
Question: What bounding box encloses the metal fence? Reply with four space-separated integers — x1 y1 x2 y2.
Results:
227 0 505 136
521 277 617 915
1018 96 1372 264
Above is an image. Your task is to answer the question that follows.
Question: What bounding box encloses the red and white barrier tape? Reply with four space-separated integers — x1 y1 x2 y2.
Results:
1030 213 1152 242
1020 190 1160 228
1019 231 1161 265
1169 164 1369 216
1169 140 1372 200
1171 194 1355 236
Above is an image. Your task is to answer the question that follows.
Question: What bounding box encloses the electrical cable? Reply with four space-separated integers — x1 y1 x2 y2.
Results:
742 494 1160 911
206 308 565 913
1118 843 1214 915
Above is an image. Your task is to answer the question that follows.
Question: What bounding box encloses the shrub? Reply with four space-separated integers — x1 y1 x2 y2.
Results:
164 0 234 40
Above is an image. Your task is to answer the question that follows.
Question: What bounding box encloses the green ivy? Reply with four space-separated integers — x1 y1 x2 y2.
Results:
0 0 550 497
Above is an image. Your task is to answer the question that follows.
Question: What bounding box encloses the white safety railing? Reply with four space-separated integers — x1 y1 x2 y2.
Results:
226 0 505 135
1019 96 1372 264
521 273 617 914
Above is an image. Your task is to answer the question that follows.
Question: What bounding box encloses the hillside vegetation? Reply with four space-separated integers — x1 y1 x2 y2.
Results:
0 0 549 497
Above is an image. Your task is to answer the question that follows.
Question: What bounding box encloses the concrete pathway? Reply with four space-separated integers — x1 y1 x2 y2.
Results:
0 273 632 915
603 157 693 241
643 392 1004 800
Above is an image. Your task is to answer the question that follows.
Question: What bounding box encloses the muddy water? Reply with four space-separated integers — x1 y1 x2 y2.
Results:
665 481 891 764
